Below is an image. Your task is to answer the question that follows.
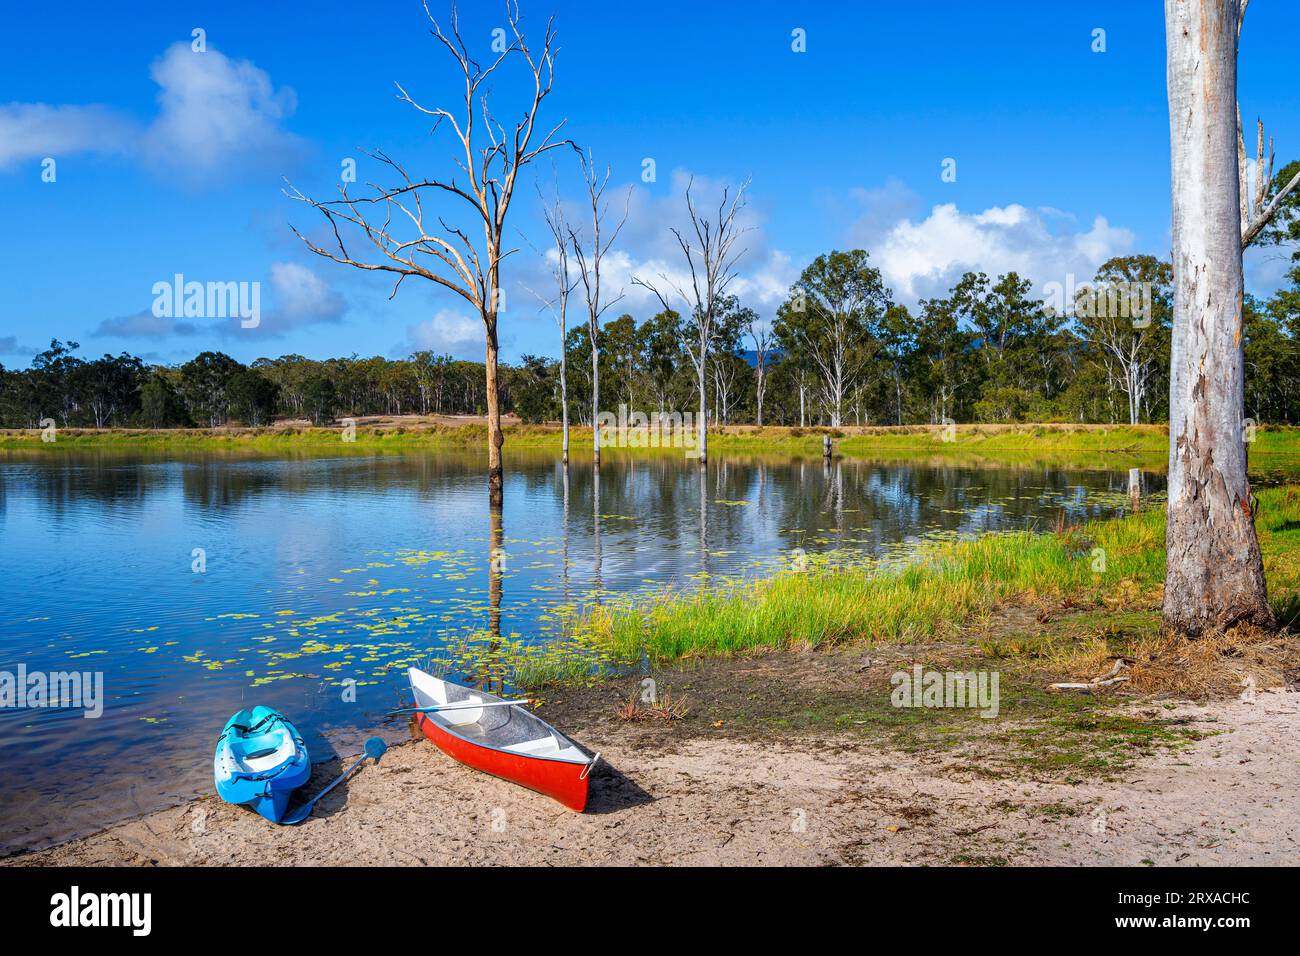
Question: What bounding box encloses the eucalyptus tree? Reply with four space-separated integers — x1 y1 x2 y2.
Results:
638 308 686 415
1075 256 1172 426
179 351 243 428
709 296 752 426
287 3 570 507
746 311 774 426
774 250 890 428
78 353 146 428
912 296 976 425
1161 0 1297 634
878 303 916 426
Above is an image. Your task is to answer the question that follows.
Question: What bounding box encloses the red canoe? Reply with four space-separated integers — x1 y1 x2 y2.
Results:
408 667 596 812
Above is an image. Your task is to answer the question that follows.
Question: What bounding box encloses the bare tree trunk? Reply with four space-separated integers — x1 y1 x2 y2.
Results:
633 177 749 468
485 320 504 508
569 153 630 467
1162 0 1271 635
698 354 708 463
591 337 601 465
560 347 569 465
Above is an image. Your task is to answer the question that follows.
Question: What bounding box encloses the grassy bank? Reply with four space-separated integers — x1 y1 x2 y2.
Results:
7 421 1300 463
506 484 1300 694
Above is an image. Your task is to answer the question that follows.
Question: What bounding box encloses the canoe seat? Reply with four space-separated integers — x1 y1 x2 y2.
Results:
503 737 560 756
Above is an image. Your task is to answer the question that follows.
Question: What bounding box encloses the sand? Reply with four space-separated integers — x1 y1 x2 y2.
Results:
9 684 1298 867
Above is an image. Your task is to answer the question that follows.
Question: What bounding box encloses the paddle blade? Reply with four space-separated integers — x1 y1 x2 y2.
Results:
280 803 312 826
364 737 388 761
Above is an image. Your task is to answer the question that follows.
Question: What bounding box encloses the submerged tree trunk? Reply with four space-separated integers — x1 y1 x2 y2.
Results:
485 318 504 509
697 347 708 464
1162 0 1271 635
559 344 569 465
591 336 601 465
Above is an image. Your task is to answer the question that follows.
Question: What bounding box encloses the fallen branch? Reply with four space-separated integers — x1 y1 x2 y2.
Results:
1050 657 1134 692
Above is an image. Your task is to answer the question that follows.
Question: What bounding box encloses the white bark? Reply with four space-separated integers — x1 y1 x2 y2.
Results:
1163 0 1271 634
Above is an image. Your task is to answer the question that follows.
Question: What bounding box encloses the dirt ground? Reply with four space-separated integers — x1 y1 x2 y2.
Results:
9 650 1298 867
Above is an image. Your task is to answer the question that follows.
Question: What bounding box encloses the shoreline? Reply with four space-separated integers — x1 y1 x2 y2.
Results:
7 651 1297 867
6 420 1299 473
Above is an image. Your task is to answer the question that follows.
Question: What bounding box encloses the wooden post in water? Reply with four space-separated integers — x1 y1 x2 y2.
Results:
823 434 833 461
1128 468 1142 513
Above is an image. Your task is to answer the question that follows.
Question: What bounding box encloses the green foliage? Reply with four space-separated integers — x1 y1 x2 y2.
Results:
5 248 1300 431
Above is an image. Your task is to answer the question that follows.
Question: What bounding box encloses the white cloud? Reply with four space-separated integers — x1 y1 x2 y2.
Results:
867 201 1136 303
402 310 485 358
92 262 343 342
0 103 136 170
522 169 793 324
0 43 300 184
267 262 344 324
140 43 302 184
93 311 200 339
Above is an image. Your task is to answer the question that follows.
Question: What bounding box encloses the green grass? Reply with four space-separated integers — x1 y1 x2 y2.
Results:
508 484 1300 680
7 422 1300 471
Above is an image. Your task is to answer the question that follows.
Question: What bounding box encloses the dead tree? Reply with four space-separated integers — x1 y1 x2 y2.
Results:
286 1 570 507
1238 0 1300 249
634 177 750 463
528 176 577 464
567 152 630 466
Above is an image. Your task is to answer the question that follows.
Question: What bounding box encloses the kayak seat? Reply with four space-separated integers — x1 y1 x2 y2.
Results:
229 729 294 771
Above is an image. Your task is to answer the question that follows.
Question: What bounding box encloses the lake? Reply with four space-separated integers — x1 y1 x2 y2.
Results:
0 448 1163 853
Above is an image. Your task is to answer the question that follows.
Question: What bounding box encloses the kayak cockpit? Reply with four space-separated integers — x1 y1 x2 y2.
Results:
227 728 301 774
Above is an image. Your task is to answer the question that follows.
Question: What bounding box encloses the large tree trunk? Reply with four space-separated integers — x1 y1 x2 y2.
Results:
485 319 504 509
1162 0 1272 635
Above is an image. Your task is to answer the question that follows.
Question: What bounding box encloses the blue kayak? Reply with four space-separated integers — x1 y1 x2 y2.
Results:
213 707 311 823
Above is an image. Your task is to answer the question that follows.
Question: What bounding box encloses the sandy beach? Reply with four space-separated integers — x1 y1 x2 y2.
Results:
8 653 1298 867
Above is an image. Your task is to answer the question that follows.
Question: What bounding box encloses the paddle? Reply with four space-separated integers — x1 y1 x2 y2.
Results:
281 736 388 826
385 699 534 717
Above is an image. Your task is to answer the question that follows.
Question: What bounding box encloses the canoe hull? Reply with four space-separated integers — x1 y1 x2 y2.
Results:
415 712 590 812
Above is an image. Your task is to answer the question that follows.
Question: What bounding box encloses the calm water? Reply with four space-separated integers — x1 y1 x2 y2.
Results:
0 449 1162 853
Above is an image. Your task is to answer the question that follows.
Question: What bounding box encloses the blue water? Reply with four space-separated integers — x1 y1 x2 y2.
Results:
0 448 1159 853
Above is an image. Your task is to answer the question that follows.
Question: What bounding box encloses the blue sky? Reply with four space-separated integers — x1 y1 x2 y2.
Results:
1 0 1297 367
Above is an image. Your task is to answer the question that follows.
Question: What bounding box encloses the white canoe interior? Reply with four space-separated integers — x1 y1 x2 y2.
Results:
408 667 590 765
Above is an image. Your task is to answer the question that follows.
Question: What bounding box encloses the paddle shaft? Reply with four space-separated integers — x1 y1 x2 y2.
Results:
311 752 367 804
281 752 368 825
391 699 532 715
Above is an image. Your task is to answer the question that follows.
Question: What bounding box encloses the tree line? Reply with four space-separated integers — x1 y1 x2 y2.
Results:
4 248 1298 432
0 347 497 429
